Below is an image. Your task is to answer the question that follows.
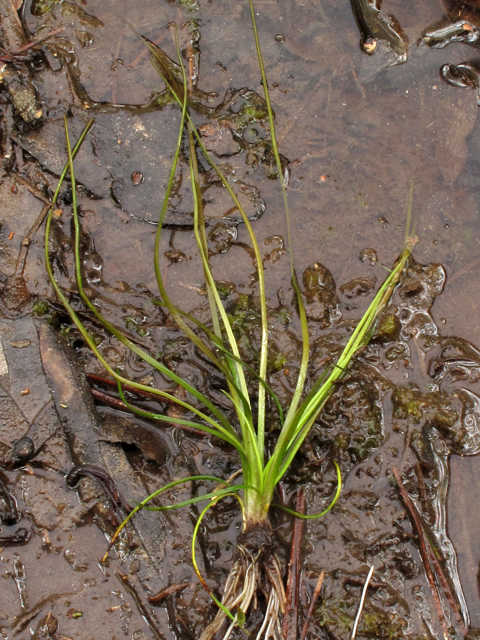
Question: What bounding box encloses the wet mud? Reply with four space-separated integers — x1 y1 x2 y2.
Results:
2 0 480 639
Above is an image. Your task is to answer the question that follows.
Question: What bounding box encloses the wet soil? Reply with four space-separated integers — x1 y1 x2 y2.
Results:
2 0 480 638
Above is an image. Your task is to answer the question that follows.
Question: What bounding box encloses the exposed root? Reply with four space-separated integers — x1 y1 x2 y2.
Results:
199 525 286 640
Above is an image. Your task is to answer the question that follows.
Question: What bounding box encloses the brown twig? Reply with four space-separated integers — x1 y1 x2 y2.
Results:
0 28 65 62
409 466 465 627
88 380 208 438
90 387 130 411
14 175 52 206
148 582 190 604
283 488 305 640
87 373 167 402
14 236 32 277
26 202 53 238
299 571 325 640
414 462 435 526
423 532 465 628
393 468 450 636
9 201 50 282
115 571 165 640
15 27 65 53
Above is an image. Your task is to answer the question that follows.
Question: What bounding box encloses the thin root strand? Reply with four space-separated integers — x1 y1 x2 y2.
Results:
199 544 285 640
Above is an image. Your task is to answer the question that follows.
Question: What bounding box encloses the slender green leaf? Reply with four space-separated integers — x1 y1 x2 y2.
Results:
192 494 243 622
62 120 236 437
140 484 250 511
116 381 246 454
272 461 341 519
144 34 270 461
150 28 227 374
106 475 238 557
247 0 310 439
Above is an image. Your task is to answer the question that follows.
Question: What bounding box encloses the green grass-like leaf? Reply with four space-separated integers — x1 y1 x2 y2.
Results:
271 461 342 519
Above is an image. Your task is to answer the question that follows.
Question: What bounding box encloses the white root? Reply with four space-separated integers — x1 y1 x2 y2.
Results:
199 545 285 640
351 565 374 640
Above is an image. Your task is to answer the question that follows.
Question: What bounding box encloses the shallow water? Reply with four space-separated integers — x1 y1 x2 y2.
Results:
2 0 480 638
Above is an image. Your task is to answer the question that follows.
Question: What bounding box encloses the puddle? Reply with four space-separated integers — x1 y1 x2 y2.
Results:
1 0 480 638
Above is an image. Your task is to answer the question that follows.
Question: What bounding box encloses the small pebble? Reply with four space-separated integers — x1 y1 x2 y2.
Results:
13 437 35 461
131 171 144 186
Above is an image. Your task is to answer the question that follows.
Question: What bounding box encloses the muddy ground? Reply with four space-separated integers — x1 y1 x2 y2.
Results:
2 0 480 638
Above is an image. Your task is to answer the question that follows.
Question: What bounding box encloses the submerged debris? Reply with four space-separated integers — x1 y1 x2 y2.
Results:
440 62 480 105
0 527 31 546
349 0 408 64
66 464 132 513
0 1 43 122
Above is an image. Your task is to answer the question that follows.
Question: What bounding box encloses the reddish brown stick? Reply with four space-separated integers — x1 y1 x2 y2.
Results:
148 582 190 603
410 467 465 627
90 387 130 411
414 462 435 525
423 532 465 628
283 488 305 640
89 387 207 438
299 572 325 640
15 27 65 53
14 175 52 206
87 373 173 403
393 468 450 636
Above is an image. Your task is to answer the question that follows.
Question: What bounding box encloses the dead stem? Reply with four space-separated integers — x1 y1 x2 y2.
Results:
402 466 465 628
86 373 166 402
282 489 304 640
148 582 190 604
115 570 165 640
299 571 324 640
13 175 52 206
393 468 460 635
414 462 435 526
